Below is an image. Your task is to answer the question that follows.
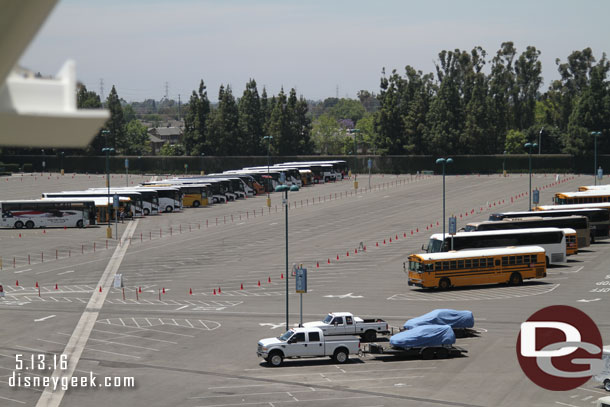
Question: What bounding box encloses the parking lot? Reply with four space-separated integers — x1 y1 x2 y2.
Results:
1 172 609 407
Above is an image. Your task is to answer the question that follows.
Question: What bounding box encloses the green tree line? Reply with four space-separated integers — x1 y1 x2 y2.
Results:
2 42 607 158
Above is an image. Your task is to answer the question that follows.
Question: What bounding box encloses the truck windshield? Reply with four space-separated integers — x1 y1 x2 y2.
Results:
278 330 294 341
322 315 333 324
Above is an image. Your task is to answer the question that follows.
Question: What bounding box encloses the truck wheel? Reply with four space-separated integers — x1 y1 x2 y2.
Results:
605 379 610 392
509 272 523 286
268 351 283 367
362 330 376 342
421 348 436 360
14 221 24 229
25 220 35 229
438 278 451 290
333 348 349 364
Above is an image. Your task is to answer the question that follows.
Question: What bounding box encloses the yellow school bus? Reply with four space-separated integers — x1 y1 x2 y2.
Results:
406 246 547 290
563 228 578 255
555 191 610 205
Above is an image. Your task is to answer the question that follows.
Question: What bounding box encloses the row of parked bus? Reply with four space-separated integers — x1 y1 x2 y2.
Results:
0 160 349 229
406 183 610 290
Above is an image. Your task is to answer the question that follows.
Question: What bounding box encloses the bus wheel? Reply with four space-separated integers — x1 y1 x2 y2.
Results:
14 221 24 229
438 278 451 290
165 206 173 213
143 208 150 216
76 220 84 228
25 221 35 229
192 200 200 208
509 272 523 286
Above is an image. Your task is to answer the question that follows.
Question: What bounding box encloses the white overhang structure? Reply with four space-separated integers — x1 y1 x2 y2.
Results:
0 0 109 148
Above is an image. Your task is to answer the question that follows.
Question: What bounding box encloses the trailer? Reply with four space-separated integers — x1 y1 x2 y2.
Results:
364 324 467 360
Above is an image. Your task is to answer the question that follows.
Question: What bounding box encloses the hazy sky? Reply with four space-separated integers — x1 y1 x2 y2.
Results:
20 0 610 102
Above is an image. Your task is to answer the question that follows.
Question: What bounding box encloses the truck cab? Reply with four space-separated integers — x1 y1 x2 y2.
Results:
302 312 389 341
257 327 360 367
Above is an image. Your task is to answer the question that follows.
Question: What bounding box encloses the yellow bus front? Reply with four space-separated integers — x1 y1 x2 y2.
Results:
406 254 435 288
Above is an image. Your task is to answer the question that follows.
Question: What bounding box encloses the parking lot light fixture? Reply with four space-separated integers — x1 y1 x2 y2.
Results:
592 131 602 185
275 183 299 329
435 157 453 239
524 142 538 210
264 136 273 207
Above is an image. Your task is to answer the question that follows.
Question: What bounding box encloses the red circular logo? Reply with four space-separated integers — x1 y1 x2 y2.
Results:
516 305 602 391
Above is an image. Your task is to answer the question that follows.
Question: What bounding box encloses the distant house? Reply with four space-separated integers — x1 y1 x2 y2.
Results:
147 124 183 154
148 133 164 155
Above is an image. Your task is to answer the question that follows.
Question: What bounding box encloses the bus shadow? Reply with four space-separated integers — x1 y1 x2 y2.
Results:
410 280 554 293
566 259 583 263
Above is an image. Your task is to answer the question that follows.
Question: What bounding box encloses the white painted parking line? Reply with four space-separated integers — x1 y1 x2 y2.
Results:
92 329 178 344
35 219 139 407
0 394 27 404
34 315 56 322
57 270 75 275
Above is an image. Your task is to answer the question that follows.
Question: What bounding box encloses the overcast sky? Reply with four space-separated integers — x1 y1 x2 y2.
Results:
19 0 610 102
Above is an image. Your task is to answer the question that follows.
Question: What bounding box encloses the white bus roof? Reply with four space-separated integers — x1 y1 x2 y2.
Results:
43 190 142 196
578 185 610 191
430 227 570 240
43 196 130 205
556 190 610 197
411 246 546 261
2 198 99 204
536 203 610 210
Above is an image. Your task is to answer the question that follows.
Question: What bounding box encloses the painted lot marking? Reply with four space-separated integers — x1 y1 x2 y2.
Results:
389 283 560 301
34 315 56 322
97 317 221 331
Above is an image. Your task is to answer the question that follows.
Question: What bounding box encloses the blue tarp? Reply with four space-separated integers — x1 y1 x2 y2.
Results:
403 309 474 330
390 324 456 349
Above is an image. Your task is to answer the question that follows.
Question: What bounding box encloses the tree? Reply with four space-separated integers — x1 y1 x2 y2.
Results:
183 80 211 155
206 85 240 155
159 143 184 156
124 120 150 155
327 98 366 124
504 129 526 153
311 114 344 154
514 46 543 130
238 79 263 155
104 85 127 152
355 112 377 154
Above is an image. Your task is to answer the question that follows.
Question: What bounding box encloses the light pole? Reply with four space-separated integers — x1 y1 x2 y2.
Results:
41 149 45 173
276 183 300 329
60 151 65 175
435 158 453 239
200 153 205 175
592 131 602 185
264 135 273 207
102 147 115 238
524 142 538 211
503 150 507 176
538 127 543 154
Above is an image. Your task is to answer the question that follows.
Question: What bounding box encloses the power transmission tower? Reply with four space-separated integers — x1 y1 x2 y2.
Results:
99 78 105 101
164 82 169 100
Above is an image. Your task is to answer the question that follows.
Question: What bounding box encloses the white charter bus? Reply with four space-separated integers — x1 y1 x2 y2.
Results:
425 227 570 265
0 199 95 229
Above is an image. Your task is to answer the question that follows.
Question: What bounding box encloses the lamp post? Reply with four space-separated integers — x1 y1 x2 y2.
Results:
592 131 602 185
200 153 205 175
524 142 538 211
275 183 300 329
538 127 544 154
41 149 45 173
102 147 115 238
60 151 65 175
264 135 273 207
435 158 453 239
503 150 507 176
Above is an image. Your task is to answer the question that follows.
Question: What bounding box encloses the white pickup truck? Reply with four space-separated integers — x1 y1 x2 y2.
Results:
257 327 360 367
302 312 389 341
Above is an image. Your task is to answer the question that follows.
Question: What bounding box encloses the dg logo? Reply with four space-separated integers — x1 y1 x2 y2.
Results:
517 305 604 391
